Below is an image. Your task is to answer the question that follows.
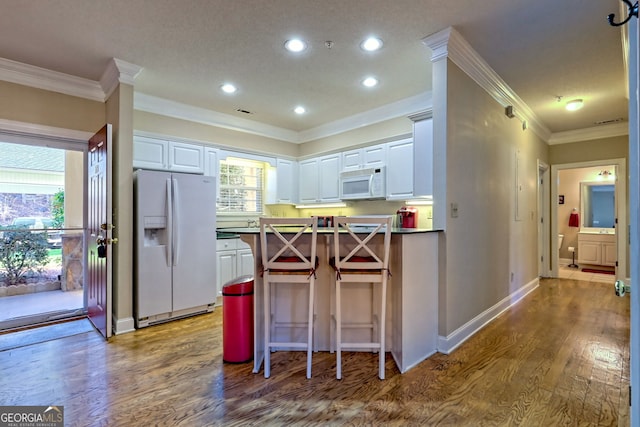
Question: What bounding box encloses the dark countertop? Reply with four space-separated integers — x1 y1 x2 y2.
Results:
216 231 241 239
217 227 439 235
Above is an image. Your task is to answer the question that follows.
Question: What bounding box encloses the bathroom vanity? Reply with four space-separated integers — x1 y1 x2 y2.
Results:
577 232 616 267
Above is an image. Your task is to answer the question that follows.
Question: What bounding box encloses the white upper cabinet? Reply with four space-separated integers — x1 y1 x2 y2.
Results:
298 154 341 203
386 138 414 200
363 144 387 168
204 147 219 177
133 136 204 174
298 158 321 204
204 147 220 202
411 115 434 197
341 143 386 171
133 136 169 170
168 141 204 174
318 154 341 201
274 158 297 204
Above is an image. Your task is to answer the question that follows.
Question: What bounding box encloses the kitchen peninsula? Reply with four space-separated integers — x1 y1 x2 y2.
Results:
222 225 441 375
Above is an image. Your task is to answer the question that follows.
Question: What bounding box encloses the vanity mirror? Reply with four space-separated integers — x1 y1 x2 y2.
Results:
580 181 616 231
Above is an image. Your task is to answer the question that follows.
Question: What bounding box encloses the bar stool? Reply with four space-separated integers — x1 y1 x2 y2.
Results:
330 216 392 380
259 217 318 379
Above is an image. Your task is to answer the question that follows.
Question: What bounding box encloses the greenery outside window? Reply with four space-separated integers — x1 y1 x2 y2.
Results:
218 158 264 214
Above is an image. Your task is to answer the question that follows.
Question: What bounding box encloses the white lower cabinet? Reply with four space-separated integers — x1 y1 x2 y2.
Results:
577 233 616 267
216 238 254 303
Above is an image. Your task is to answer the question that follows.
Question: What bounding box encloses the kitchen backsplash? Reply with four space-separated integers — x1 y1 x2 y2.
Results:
217 201 433 229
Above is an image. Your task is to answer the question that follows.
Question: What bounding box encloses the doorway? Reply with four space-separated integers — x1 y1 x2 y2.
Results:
550 158 627 280
0 135 87 331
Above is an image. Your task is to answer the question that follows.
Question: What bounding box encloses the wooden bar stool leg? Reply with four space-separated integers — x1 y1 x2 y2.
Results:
264 275 271 379
379 276 387 380
336 278 342 380
306 276 315 379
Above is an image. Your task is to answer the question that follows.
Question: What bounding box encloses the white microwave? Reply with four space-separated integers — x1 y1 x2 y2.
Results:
339 166 386 200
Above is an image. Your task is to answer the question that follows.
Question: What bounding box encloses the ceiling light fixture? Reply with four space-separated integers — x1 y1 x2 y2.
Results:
294 106 306 115
362 76 378 88
361 37 383 51
221 83 237 94
565 99 584 111
284 38 307 53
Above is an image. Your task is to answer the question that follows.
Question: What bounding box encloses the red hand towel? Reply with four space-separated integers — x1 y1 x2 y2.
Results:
568 212 580 227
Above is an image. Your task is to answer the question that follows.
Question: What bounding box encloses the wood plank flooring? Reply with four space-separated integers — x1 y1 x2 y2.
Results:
0 277 629 426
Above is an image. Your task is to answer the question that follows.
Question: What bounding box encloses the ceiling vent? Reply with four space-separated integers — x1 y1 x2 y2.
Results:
593 118 623 125
236 108 253 115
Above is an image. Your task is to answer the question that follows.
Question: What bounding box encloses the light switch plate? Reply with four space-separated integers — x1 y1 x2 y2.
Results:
451 202 458 218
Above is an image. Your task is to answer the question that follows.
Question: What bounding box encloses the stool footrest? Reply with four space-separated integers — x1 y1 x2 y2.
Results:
338 342 381 349
268 342 309 348
336 321 375 329
273 321 310 328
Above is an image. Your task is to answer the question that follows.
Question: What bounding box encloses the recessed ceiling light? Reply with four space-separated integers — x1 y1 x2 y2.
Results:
565 99 584 111
284 38 307 53
294 106 306 115
221 83 237 94
361 37 383 52
362 77 378 88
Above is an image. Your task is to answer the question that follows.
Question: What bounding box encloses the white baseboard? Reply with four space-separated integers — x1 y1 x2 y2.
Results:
437 277 539 355
113 315 135 335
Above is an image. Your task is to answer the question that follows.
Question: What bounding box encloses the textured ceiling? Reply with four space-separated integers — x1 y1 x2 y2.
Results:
0 0 628 136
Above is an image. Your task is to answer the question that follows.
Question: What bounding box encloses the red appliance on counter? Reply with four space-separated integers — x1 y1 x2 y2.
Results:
397 206 418 228
316 216 333 227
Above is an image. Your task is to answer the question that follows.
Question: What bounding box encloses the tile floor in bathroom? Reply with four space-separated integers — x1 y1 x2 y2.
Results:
557 265 617 284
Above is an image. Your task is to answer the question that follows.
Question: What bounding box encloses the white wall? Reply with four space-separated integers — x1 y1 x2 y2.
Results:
436 60 548 339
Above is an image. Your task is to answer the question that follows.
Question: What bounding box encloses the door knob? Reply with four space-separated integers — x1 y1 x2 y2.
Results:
101 223 116 231
107 237 119 245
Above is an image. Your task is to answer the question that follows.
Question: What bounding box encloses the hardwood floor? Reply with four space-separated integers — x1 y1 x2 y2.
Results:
0 277 629 426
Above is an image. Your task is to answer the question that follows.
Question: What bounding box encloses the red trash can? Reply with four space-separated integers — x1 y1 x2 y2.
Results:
222 275 254 363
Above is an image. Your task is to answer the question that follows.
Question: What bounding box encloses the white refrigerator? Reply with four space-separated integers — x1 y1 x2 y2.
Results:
134 169 217 328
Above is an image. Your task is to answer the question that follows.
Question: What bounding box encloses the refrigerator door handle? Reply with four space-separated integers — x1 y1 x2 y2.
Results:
172 177 180 267
166 178 173 267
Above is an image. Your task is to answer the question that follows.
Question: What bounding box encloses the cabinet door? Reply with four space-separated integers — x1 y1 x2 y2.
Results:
342 149 363 171
133 136 168 170
578 241 601 264
602 242 617 266
413 118 433 197
237 248 255 277
298 158 319 203
363 144 386 168
386 138 414 199
318 154 341 202
276 158 296 204
216 250 237 299
169 141 204 174
204 148 218 177
204 148 220 202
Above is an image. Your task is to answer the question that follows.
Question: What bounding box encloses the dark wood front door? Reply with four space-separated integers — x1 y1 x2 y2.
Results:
87 124 113 339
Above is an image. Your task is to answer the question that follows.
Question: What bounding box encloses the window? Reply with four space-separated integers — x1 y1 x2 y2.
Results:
218 158 264 214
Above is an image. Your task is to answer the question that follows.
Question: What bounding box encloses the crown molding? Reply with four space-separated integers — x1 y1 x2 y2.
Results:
422 27 552 142
547 121 629 145
100 58 143 99
298 91 433 143
0 118 94 142
0 57 105 102
134 93 300 143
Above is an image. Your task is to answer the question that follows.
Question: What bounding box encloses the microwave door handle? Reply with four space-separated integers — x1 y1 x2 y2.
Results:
369 174 375 196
